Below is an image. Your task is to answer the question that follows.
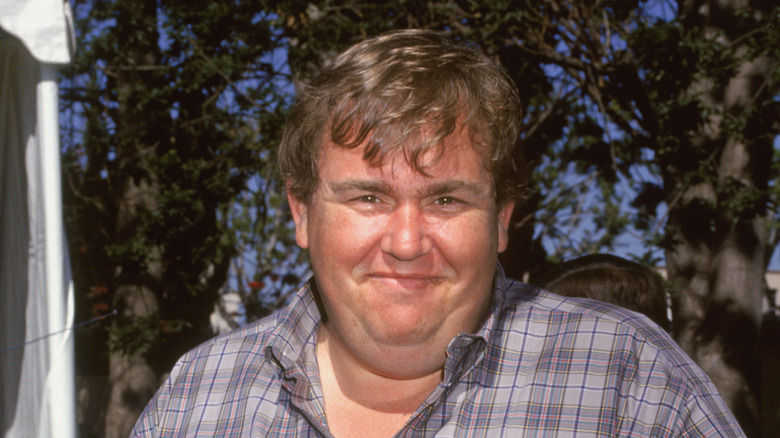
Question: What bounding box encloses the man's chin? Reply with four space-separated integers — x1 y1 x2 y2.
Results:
368 324 441 349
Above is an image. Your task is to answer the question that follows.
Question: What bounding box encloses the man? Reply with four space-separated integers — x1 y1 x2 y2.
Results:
132 29 744 437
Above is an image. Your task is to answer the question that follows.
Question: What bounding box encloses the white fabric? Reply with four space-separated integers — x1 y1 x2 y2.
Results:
0 0 72 64
0 7 75 438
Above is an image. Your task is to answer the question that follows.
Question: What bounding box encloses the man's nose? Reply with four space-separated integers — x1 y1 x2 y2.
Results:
380 203 432 260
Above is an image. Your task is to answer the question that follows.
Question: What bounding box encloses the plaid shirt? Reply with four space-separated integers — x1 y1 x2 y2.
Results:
132 266 744 437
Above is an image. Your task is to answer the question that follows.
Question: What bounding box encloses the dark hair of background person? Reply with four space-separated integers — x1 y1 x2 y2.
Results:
538 254 671 331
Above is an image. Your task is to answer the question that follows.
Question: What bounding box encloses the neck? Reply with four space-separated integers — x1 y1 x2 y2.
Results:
316 324 442 412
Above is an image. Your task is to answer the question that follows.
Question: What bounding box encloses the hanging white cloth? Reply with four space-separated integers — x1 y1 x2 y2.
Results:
0 1 74 437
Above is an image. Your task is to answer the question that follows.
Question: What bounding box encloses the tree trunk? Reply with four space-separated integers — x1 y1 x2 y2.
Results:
105 286 160 436
667 1 775 435
103 1 165 436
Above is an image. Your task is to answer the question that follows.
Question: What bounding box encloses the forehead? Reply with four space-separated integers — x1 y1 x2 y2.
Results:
316 128 495 191
320 121 491 174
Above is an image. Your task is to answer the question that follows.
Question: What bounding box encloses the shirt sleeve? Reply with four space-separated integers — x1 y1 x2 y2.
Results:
612 326 746 437
677 379 746 437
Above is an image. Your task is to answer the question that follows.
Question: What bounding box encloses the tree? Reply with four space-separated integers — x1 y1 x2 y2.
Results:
60 1 290 436
651 2 778 433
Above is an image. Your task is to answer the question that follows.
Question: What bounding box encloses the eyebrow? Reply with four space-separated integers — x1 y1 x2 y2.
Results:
424 180 486 198
328 179 487 198
328 179 393 195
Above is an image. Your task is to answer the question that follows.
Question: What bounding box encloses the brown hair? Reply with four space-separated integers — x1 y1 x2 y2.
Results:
539 254 671 331
278 29 526 205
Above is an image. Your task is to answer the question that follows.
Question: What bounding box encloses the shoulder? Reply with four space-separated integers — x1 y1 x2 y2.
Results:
500 278 671 347
175 311 281 371
490 279 742 431
478 279 743 435
132 284 322 435
495 279 714 395
158 310 285 405
170 281 320 375
131 312 285 436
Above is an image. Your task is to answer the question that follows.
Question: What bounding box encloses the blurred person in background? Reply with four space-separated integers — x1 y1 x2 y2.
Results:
539 253 671 331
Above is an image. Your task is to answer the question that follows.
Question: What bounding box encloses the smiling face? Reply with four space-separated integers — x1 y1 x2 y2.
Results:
287 127 514 379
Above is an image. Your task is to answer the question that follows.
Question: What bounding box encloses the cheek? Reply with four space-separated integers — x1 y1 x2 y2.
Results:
430 215 499 268
310 207 384 264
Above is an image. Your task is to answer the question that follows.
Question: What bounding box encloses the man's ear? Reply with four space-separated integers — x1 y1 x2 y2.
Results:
287 188 309 249
497 201 514 253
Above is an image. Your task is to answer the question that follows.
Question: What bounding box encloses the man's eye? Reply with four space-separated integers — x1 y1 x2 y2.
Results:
357 194 379 203
435 196 457 205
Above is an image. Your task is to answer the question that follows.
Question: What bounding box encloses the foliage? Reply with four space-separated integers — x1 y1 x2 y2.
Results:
107 311 192 357
60 0 296 372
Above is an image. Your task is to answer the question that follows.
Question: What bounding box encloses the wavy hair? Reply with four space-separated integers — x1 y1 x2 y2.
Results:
278 29 526 205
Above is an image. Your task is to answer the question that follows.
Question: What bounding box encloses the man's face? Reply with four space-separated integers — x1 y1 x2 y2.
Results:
288 127 514 378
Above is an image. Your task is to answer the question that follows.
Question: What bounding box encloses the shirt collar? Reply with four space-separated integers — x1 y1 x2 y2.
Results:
441 261 511 383
264 280 321 372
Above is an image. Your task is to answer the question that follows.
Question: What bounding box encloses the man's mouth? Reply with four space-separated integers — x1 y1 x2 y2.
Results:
367 273 444 289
